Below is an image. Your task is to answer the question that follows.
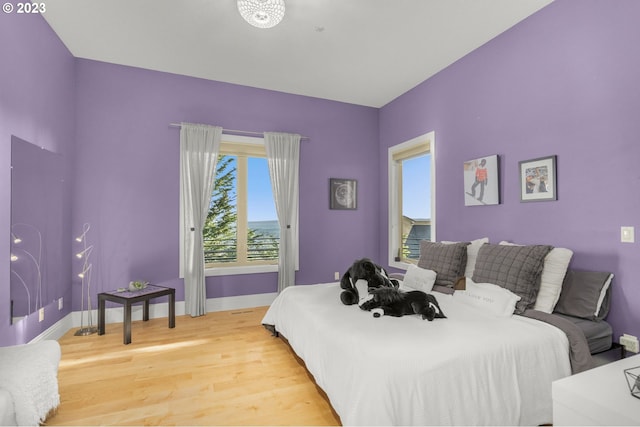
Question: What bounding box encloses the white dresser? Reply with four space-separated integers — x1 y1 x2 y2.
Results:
552 353 640 425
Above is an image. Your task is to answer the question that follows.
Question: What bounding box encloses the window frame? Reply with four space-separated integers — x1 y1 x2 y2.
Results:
179 134 279 277
387 131 436 270
207 135 279 276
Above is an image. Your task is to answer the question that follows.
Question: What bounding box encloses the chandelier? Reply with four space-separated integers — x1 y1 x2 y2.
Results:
237 0 286 29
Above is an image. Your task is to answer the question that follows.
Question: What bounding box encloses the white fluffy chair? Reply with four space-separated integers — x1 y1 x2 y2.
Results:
0 340 61 426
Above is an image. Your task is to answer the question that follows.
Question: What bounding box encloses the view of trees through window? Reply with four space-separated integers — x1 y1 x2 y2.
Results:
203 154 279 266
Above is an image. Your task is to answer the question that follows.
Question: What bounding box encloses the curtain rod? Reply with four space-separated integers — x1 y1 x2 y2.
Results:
169 123 309 140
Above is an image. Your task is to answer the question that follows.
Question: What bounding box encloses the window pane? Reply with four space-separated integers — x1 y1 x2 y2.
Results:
401 154 431 260
204 155 237 263
247 157 279 261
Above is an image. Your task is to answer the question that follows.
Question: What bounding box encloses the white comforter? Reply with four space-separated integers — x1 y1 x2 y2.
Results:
262 282 572 426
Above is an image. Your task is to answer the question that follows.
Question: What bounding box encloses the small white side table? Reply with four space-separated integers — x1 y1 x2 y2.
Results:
552 353 640 425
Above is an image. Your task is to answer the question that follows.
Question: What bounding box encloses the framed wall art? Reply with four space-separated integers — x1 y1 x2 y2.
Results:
329 178 357 210
463 154 500 206
519 155 557 202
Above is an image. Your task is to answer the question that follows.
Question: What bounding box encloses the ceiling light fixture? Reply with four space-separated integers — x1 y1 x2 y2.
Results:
237 0 285 29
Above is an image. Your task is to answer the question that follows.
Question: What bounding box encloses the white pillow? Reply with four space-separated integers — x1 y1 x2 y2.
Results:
402 264 437 293
442 237 489 278
499 241 573 313
454 279 521 317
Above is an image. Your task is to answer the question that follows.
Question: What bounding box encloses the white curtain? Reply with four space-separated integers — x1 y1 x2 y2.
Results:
264 132 301 292
179 123 222 316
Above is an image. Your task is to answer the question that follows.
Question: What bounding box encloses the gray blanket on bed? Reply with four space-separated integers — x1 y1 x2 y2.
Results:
521 309 594 374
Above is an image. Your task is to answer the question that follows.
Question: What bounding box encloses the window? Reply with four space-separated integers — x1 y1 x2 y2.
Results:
204 135 279 275
388 131 435 268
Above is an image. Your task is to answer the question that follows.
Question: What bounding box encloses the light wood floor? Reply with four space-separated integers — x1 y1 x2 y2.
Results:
46 307 341 426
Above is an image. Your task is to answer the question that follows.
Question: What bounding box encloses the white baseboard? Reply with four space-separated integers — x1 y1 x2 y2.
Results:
30 292 278 343
30 314 74 342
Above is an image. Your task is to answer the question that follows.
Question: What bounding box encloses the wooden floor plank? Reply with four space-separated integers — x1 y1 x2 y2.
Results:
46 307 341 426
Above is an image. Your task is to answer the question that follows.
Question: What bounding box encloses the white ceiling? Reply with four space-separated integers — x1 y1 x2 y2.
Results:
41 0 553 107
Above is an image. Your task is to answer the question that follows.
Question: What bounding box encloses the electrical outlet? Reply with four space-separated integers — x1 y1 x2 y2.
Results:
334 271 340 280
620 334 639 353
38 307 44 322
58 297 63 310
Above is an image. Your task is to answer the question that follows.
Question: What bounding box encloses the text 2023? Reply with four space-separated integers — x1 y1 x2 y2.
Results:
17 2 46 13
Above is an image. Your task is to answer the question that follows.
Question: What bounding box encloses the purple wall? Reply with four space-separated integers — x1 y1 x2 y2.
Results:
0 5 75 345
379 0 640 339
72 60 380 307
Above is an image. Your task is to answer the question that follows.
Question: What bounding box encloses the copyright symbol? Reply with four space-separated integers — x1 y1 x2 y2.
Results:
2 3 13 13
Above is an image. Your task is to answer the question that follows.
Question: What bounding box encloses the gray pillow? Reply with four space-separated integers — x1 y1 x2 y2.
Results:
472 243 553 314
554 270 613 321
418 241 469 288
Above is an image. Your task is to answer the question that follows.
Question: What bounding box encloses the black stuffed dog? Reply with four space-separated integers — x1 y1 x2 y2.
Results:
360 287 446 321
340 258 398 306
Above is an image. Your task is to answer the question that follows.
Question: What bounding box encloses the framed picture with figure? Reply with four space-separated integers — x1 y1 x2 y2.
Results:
329 178 357 210
519 155 557 202
464 155 500 206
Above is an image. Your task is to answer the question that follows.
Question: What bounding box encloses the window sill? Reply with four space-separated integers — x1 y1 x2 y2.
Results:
205 264 278 277
388 260 411 271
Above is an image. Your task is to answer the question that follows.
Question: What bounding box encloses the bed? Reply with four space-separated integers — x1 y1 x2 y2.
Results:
261 239 615 426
